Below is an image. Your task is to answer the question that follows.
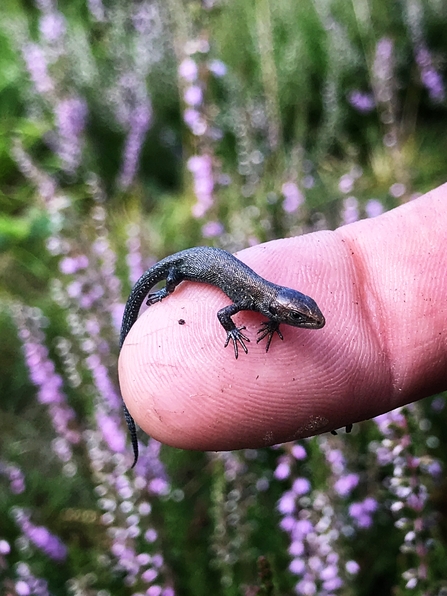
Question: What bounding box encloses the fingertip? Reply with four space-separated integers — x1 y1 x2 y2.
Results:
118 276 340 450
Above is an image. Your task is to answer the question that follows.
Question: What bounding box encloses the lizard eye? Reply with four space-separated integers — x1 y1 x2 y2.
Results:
290 312 303 320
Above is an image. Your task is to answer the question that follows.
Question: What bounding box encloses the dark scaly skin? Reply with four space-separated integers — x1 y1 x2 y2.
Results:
119 246 325 467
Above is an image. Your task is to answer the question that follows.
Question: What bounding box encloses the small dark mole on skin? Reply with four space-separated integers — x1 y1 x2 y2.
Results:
178 319 186 325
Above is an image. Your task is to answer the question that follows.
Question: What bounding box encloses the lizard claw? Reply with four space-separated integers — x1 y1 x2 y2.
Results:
331 424 354 436
224 326 250 359
146 290 165 305
256 321 283 352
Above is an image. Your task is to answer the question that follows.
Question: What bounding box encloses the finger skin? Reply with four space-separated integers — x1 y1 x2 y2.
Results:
118 184 447 450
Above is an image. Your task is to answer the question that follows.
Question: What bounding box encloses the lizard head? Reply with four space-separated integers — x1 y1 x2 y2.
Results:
270 288 325 329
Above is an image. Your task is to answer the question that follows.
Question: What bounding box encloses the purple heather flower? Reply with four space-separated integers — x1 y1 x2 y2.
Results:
185 38 209 54
291 444 307 460
189 118 207 136
187 154 214 216
184 85 203 106
14 306 81 454
217 173 231 186
294 519 313 537
431 396 445 412
127 251 144 281
131 1 159 34
334 473 359 497
374 409 406 434
274 460 291 480
144 529 158 543
348 498 377 528
278 492 296 515
320 564 338 580
22 43 54 95
389 183 405 198
374 38 394 87
0 539 10 554
415 46 445 102
365 199 384 218
67 279 82 298
292 478 311 496
421 69 444 101
118 102 152 190
96 412 126 454
55 96 88 172
279 516 296 532
56 97 88 141
179 58 198 82
281 181 304 213
308 556 322 573
348 90 375 113
59 255 89 274
325 448 345 472
323 577 343 591
52 437 73 462
209 126 223 140
27 525 67 561
152 554 164 568
183 108 199 127
15 581 30 596
142 568 158 583
3 464 26 494
126 224 144 283
35 0 53 10
406 493 425 512
289 540 305 557
426 460 442 477
137 553 152 566
302 175 314 189
85 355 121 410
188 154 209 174
201 221 224 238
338 174 354 194
289 557 306 575
148 478 169 495
16 512 67 562
342 196 359 225
87 0 106 21
363 497 378 513
348 502 370 527
194 174 213 197
296 578 317 595
208 59 227 77
256 477 270 491
183 108 207 136
346 560 360 574
39 12 66 43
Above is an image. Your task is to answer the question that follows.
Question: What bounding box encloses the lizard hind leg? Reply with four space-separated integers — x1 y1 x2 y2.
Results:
146 288 168 305
146 267 182 306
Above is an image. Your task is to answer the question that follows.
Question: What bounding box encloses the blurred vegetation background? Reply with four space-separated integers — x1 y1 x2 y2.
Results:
1 0 447 595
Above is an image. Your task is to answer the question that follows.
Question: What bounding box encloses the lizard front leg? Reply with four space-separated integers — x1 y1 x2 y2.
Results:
256 320 284 352
217 303 250 359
